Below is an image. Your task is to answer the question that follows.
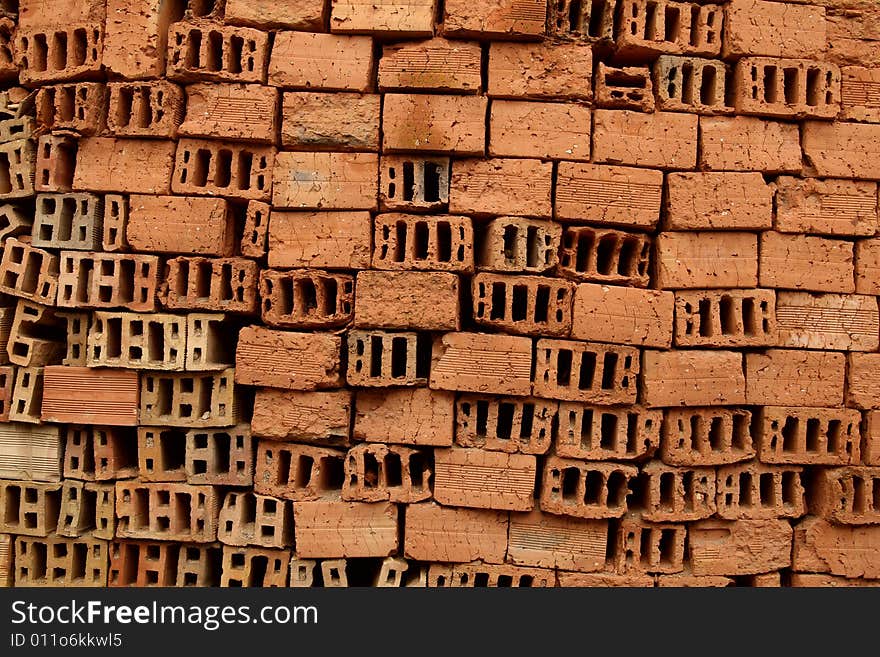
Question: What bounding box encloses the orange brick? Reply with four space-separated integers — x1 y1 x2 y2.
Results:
103 0 171 79
430 332 532 397
723 0 826 59
329 0 435 36
251 389 352 442
235 327 342 390
673 289 777 348
507 510 607 572
665 173 773 230
656 232 758 289
847 353 880 409
593 110 697 169
180 83 279 143
699 116 801 173
793 517 880 579
775 177 878 237
840 66 880 123
449 158 552 217
759 232 855 293
442 0 546 39
404 502 508 563
354 271 460 331
281 92 380 151
802 121 880 179
533 339 639 405
171 139 275 201
225 0 327 29
272 152 378 210
642 350 746 407
689 519 792 576
746 349 845 407
776 292 879 351
73 138 175 194
41 366 139 426
353 388 455 447
489 101 590 160
383 93 486 155
856 239 880 295
267 211 371 269
433 447 536 511
126 195 233 256
732 57 840 119
488 41 592 100
293 501 398 558
268 32 374 91
571 284 673 348
379 38 481 93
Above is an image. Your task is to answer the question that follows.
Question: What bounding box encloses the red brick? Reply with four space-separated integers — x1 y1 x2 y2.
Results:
593 110 698 169
847 353 880 409
507 510 607 572
688 519 792 576
433 447 535 511
489 101 590 160
36 83 106 135
107 81 184 138
383 93 486 155
115 481 219 542
476 217 560 273
449 158 552 218
379 38 481 93
802 121 880 180
616 0 723 57
558 226 652 287
654 56 732 115
259 269 354 329
241 200 270 258
613 519 688 575
355 270 460 331
294 500 398 558
354 388 455 447
235 327 342 390
455 394 555 454
282 92 379 151
793 517 880 579
776 291 879 351
555 163 663 229
863 411 880 465
557 572 654 587
255 442 346 500
268 211 371 270
665 173 772 230
429 332 532 396
74 138 174 194
404 502 508 563
102 0 171 79
824 4 880 69
656 232 758 289
442 0 546 39
272 152 377 210
16 22 104 85
41 366 138 426
372 214 474 272
746 349 845 407
759 231 855 293
856 239 880 295
0 238 58 305
840 66 880 122
555 403 662 461
673 289 777 348
379 158 451 211
716 462 805 519
661 407 756 466
595 63 654 112
812 466 880 524
160 257 257 314
775 177 878 237
723 0 826 59
180 83 278 143
534 339 639 405
343 443 432 503
699 116 802 173
488 41 591 100
733 57 840 119
102 195 128 253
139 369 239 428
571 284 673 348
268 32 373 92
540 457 638 519
643 350 746 407
790 573 880 588
225 0 327 29
15 534 107 587
251 389 351 442
330 0 435 36
346 330 432 387
429 562 554 587
127 195 233 256
167 20 269 84
472 273 573 337
757 406 860 466
172 138 275 201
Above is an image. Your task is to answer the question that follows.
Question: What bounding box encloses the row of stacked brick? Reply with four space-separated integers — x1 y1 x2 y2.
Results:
0 0 879 588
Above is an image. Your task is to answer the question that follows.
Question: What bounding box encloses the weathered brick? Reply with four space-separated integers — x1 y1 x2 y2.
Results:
220 546 290 587
268 211 371 270
355 388 455 447
294 500 398 558
847 353 880 409
430 332 532 396
15 534 107 586
656 232 758 289
733 57 840 119
776 291 879 351
653 56 731 114
346 330 432 387
343 443 432 503
802 121 880 180
225 0 327 29
757 406 860 466
856 239 880 295
172 138 274 201
595 63 654 112
572 284 673 348
379 156 450 212
699 116 802 173
272 152 377 210
74 138 175 194
775 177 878 237
429 562 554 587
488 41 591 100
87 311 185 370
688 519 792 576
281 92 379 151
759 231 855 293
36 83 106 135
127 195 233 256
476 217 560 274
383 93 486 155
139 369 238 428
180 83 278 143
235 326 342 390
539 457 638 519
160 256 258 314
840 66 880 122
793 517 880 579
472 273 573 337
137 426 187 482
0 422 62 482
507 510 607 572
115 481 219 542
812 466 880 524
554 403 662 461
107 81 184 138
7 300 66 367
673 289 777 348
489 100 590 160
449 158 552 218
218 491 293 548
355 271 460 331
716 462 805 519
745 349 845 407
251 389 351 443
642 350 746 407
0 140 35 200
558 225 652 287
330 0 435 36
17 22 104 85
555 163 663 229
661 407 755 466
268 32 373 92
455 394 554 454
35 133 78 193
533 339 639 405
723 0 826 59
593 110 697 169
442 0 546 39
665 173 772 230
616 0 723 57
9 366 45 424
260 269 354 329
433 447 535 511
612 519 687 575
373 214 473 272
404 502 508 564
167 20 269 84
379 38 481 93
185 425 254 487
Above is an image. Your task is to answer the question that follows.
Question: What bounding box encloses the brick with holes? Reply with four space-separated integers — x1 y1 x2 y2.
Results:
433 447 534 511
689 518 793 576
430 332 533 396
235 326 342 390
251 389 352 443
16 22 105 85
268 32 373 91
723 0 826 59
254 442 346 500
442 0 546 38
673 289 777 347
0 139 35 201
282 92 379 151
139 369 238 428
172 138 275 201
539 457 638 519
665 173 772 231
347 330 432 387
218 491 293 548
0 204 33 242
593 110 698 169
555 163 663 229
372 214 474 272
571 284 673 348
220 546 291 587
9 366 45 424
60 311 89 366
733 57 840 119
656 232 758 290
36 82 106 135
595 63 654 112
0 365 17 422
489 100 591 160
613 518 687 575
0 238 58 305
746 349 845 407
185 313 234 371
775 177 878 237
476 217 560 274
404 502 508 563
102 195 128 253
73 138 175 194
343 443 432 503
7 300 65 367
759 232 855 293
115 480 219 542
455 394 555 454
661 407 756 466
429 562 554 587
653 56 732 115
0 533 10 586
699 116 802 173
775 292 879 352
260 269 355 329
449 158 552 218
558 225 652 287
383 93 486 155
379 156 450 212
716 462 805 519
0 479 61 536
32 192 103 251
167 20 269 84
867 412 880 466
507 510 607 572
355 271 461 331
355 388 455 447
642 350 746 407
472 273 573 337
241 200 270 258
137 427 188 482
186 425 254 487
641 462 716 522
294 500 398 558
35 133 78 193
757 406 860 466
57 251 159 312
160 256 258 314
812 466 880 524
557 572 654 587
555 403 662 461
15 534 108 587
107 81 184 138
379 38 481 93
533 339 640 405
616 0 723 57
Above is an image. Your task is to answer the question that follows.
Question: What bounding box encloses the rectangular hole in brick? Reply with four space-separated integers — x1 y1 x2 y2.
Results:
511 284 528 322
33 33 49 71
644 2 657 39
206 31 223 71
688 5 700 46
322 277 338 316
873 479 880 513
51 31 68 70
681 63 694 105
213 149 232 188
402 161 415 202
575 230 594 273
664 6 680 41
70 542 87 579
237 151 252 190
763 66 778 103
294 454 313 488
369 335 384 377
658 528 676 565
783 67 798 105
556 349 572 386
474 400 488 436
384 452 402 487
393 220 408 262
502 224 518 265
56 196 76 241
561 467 579 501
0 150 12 194
719 295 735 335
520 403 535 441
423 162 441 202
229 36 243 74
781 416 797 452
583 470 603 504
707 415 726 451
193 149 211 187
534 285 549 323
805 417 822 452
741 297 756 335
595 234 616 275
416 333 432 379
588 0 607 36
489 282 506 320
578 351 597 390
72 28 87 66
607 471 628 506
496 402 514 440
3 484 19 523
59 87 75 122
697 298 713 337
390 337 409 378
435 221 452 262
700 65 717 105
132 488 150 529
414 221 429 260
826 420 840 454
732 414 749 450
174 492 192 529
659 471 675 510
738 472 752 506
160 431 186 472
136 88 154 129
195 260 212 299
600 352 618 389
578 408 594 449
853 477 867 513
319 455 344 490
156 378 174 417
600 413 618 451
806 67 821 106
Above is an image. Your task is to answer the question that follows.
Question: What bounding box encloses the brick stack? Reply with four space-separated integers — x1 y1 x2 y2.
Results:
0 0 878 589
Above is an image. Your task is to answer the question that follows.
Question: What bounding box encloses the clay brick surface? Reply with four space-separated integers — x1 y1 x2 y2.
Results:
688 519 792 576
846 353 880 409
272 152 377 210
716 462 805 519
558 226 651 287
235 326 342 390
127 195 233 256
107 81 184 139
656 232 758 290
355 388 455 447
268 211 371 270
539 457 638 519
613 519 687 574
87 311 185 370
733 57 840 119
776 291 879 351
268 32 374 92
455 394 555 454
507 510 607 572
616 0 723 57
662 407 756 466
251 389 351 442
161 257 258 314
442 0 546 39
15 534 107 586
802 121 880 179
173 138 274 201
757 406 860 466
294 500 398 558
533 339 640 405
653 56 731 115
181 83 278 143
383 93 485 155
665 173 773 231
472 273 573 337
281 92 378 152
343 443 431 503
673 289 777 348
225 0 327 29
379 38 482 93
571 284 673 348
346 330 431 387
745 349 845 407
488 42 591 100
699 116 802 173
139 369 238 428
430 332 532 396
450 158 552 218
0 422 62 482
555 403 662 461
856 239 880 295
41 366 139 426
759 232 855 293
775 177 878 237
379 157 450 212
355 270 460 331
595 63 654 112
433 447 535 511
36 83 106 135
404 503 508 563
593 110 698 169
642 350 746 407
840 66 880 122
793 517 880 579
477 217 560 274
489 101 590 161
429 562 554 587
74 138 175 194
723 0 826 59
330 0 435 37
168 21 268 84
259 269 354 329
812 466 880 524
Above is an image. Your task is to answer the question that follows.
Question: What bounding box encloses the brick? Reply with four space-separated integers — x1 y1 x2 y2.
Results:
268 212 370 271
0 479 61 536
616 0 723 57
160 256 258 313
57 251 159 312
8 366 45 424
168 20 268 84
0 19 14 82
688 519 792 576
824 3 880 69
868 410 880 465
790 573 880 588
594 110 697 169
540 457 638 519
251 389 351 442
476 217 559 274
455 394 554 454
0 117 35 145
642 350 746 407
847 353 880 409
489 100 590 160
653 56 732 114
102 195 128 253
674 289 777 348
0 204 34 242
107 81 184 138
746 349 845 407
572 284 673 348
473 273 573 337
225 0 326 29
102 0 173 79
330 0 435 36
662 407 755 466
666 173 772 231
507 510 606 572
137 426 187 482
429 562 554 587
792 517 880 579
433 447 534 511
759 232 855 293
86 311 183 370
186 313 231 371
373 214 473 271
558 226 652 287
840 66 880 122
58 481 115 539
442 0 546 39
172 138 274 201
8 300 65 367
294 500 398 558
0 308 11 364
379 156 450 212
35 133 78 193
383 93 485 155
254 442 346 500
91 427 139 481
127 195 233 256
429 332 532 396
36 83 106 135
259 269 353 329
108 540 176 587
268 32 373 92
221 546 290 587
613 519 687 574
856 239 880 295
140 369 238 428
186 425 254 487
379 38 481 93
656 232 758 290
343 443 432 503
803 121 880 180
534 339 639 405
404 502 507 563
240 200 270 258
235 326 342 390
0 422 62 482
775 177 878 237
561 405 661 463
179 83 277 143
15 534 107 587
0 139 36 200
32 192 102 251
554 163 662 229
488 41 591 100
272 152 376 210
16 22 104 85
0 533 9 586
733 57 840 119
699 116 801 173
281 92 378 152
218 491 293 548
812 466 880 524
723 0 826 59
757 406 860 466
716 462 805 519
355 271 460 331
657 573 733 588
73 138 175 194
355 388 454 447
41 365 138 426
557 572 654 587
115 481 219 542
449 158 552 218
776 292 879 351
595 63 654 112
346 330 432 387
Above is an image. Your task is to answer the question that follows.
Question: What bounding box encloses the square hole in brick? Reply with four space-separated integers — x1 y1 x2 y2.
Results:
157 517 170 531
157 490 170 505
231 552 245 567
146 545 160 560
